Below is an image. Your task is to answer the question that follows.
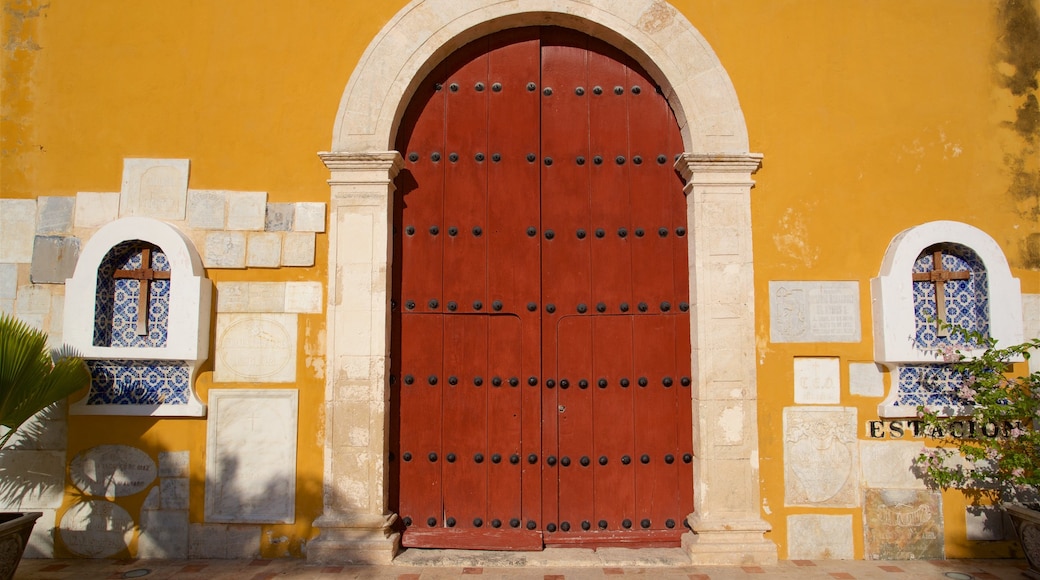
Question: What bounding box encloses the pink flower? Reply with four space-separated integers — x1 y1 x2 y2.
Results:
939 344 959 363
1013 468 1025 478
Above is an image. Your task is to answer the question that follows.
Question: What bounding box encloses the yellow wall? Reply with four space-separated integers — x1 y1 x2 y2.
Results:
3 0 1037 560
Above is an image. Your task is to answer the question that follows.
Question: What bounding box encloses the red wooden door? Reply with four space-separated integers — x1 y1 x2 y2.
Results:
391 27 693 550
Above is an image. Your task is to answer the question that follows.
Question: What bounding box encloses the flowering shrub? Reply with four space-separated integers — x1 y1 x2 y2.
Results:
913 325 1040 504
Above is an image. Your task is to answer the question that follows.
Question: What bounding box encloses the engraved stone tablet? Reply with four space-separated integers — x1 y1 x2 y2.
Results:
205 389 298 523
787 514 853 559
770 281 861 343
214 313 297 382
784 406 859 507
70 445 156 498
864 489 943 560
793 357 840 404
59 500 134 557
120 158 189 220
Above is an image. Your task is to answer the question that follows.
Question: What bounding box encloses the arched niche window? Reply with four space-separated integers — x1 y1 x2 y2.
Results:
871 221 1023 417
64 217 210 416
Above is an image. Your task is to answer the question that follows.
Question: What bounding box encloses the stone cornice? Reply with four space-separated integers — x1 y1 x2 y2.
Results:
319 151 405 182
675 153 764 183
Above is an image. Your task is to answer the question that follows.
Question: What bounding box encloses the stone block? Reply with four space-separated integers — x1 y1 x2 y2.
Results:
294 202 326 232
787 514 853 559
216 282 286 313
282 232 316 267
864 489 943 560
137 510 188 558
850 362 885 397
30 236 80 284
35 196 75 235
74 192 120 228
214 313 297 382
0 199 37 263
247 232 281 267
794 357 840 404
859 440 926 489
205 389 298 523
265 203 295 231
120 158 190 220
226 191 267 230
22 508 56 558
15 285 51 314
189 524 227 558
965 506 1006 541
770 281 861 343
285 281 323 313
784 406 858 507
69 445 156 498
159 450 190 478
161 477 190 509
204 231 247 268
0 264 18 300
0 450 66 509
59 500 134 558
187 190 227 230
227 525 261 558
142 486 161 510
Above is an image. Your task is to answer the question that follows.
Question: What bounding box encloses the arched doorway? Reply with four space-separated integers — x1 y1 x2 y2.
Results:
312 0 775 565
389 27 693 550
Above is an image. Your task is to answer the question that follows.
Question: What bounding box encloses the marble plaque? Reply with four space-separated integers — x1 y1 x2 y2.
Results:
30 235 81 284
70 445 156 498
137 509 188 558
59 500 134 558
204 231 247 268
784 406 859 507
0 450 66 509
787 514 854 559
226 191 267 230
0 199 37 263
35 196 75 235
281 232 316 267
187 190 227 230
864 489 943 560
859 440 926 489
246 232 281 267
159 450 190 478
265 203 295 231
74 192 120 228
794 357 840 404
293 202 326 232
120 158 189 220
965 506 1006 541
284 281 323 313
214 313 297 382
161 477 190 509
850 362 886 397
770 281 861 343
216 282 286 313
205 389 298 523
1024 294 1040 374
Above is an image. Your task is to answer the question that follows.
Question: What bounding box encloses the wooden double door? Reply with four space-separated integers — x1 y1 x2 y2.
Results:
390 27 693 550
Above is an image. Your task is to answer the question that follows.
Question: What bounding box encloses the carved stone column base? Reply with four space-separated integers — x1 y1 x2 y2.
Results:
682 515 777 566
307 513 401 565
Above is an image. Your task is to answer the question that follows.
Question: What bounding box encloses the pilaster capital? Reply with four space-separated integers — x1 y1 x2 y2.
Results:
319 151 405 185
675 153 764 186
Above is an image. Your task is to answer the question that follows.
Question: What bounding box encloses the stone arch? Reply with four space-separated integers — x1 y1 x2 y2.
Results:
332 0 749 154
313 0 774 565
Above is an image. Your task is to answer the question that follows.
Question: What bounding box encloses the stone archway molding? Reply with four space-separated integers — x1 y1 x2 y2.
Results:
311 0 775 566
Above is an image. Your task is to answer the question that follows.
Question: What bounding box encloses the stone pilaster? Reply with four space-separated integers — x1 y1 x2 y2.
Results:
308 151 403 564
676 153 777 565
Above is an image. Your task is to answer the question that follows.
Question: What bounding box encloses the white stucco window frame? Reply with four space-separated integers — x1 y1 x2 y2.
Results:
64 217 211 416
871 220 1024 417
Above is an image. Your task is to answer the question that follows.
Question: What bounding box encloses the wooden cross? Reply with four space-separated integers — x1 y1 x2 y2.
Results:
912 250 970 336
113 246 170 336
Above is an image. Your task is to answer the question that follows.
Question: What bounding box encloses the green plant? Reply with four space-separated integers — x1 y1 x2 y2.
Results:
0 313 90 449
913 323 1040 504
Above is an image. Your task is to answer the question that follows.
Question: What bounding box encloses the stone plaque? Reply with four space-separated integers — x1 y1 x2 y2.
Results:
59 500 134 558
864 489 943 560
793 357 840 404
784 406 859 507
35 196 75 235
30 235 81 284
205 389 298 523
187 190 227 230
214 313 297 382
70 445 156 498
74 192 120 228
859 440 927 489
850 362 886 397
770 281 861 343
0 199 37 263
787 514 854 559
120 158 189 220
